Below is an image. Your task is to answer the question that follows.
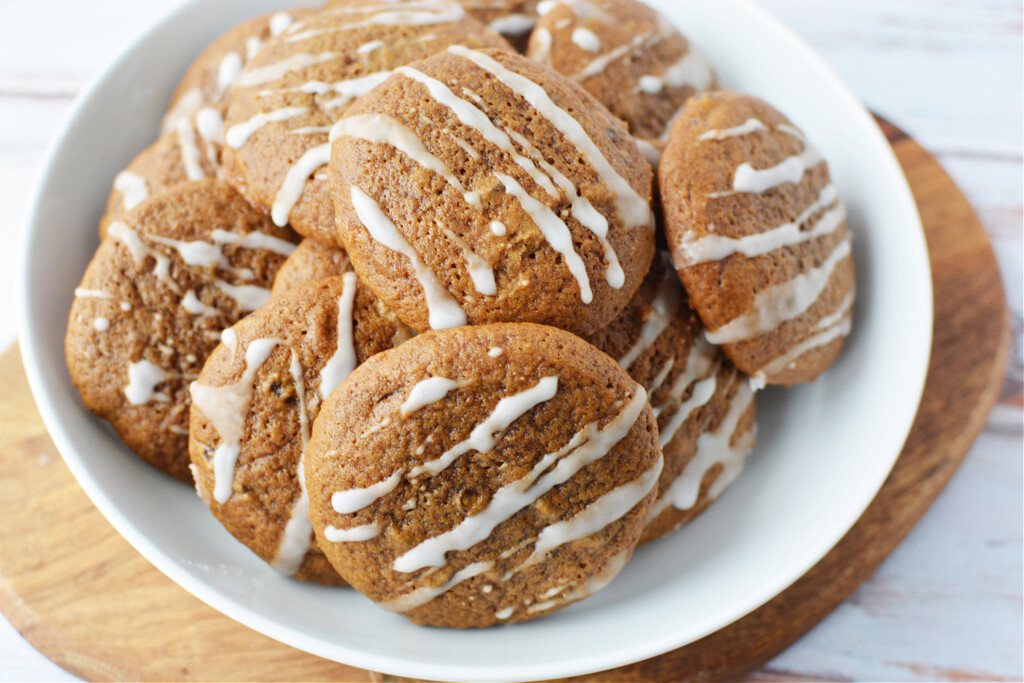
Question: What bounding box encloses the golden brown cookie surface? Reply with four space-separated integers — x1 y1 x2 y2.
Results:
660 91 855 387
527 0 715 139
305 323 661 627
222 0 511 246
66 180 298 482
330 47 654 336
189 275 408 585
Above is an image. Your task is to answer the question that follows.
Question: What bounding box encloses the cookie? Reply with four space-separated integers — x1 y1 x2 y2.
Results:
660 91 855 387
527 0 715 140
66 179 298 482
189 274 410 584
221 0 512 246
271 238 350 296
454 0 541 52
99 133 219 238
587 257 756 543
305 323 661 627
330 47 654 336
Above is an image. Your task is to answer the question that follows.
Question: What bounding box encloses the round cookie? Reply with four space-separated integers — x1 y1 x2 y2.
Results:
221 0 512 246
189 275 410 584
659 91 855 387
455 0 541 52
305 323 661 627
330 47 655 336
99 133 219 238
66 179 298 482
271 238 351 296
527 0 716 140
587 256 756 544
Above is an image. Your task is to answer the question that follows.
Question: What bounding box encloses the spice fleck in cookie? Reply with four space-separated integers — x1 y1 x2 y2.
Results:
221 0 511 246
660 91 855 387
66 180 298 482
588 257 756 543
330 47 654 336
189 274 409 584
527 0 715 140
305 323 661 627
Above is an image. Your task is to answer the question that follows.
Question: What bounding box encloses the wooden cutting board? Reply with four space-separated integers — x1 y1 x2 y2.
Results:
0 119 1008 682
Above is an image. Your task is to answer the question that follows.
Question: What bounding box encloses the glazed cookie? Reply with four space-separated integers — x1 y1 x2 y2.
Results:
527 0 715 140
330 47 654 336
660 91 855 387
305 323 661 627
66 179 298 482
271 238 350 296
221 0 512 246
189 274 410 584
454 0 541 52
587 257 756 544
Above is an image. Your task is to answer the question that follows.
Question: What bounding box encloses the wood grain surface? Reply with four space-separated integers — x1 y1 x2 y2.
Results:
0 120 1008 682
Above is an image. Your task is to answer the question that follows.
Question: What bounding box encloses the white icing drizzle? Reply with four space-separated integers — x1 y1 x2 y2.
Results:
125 360 168 405
93 317 110 331
246 36 263 60
378 561 493 613
358 40 386 54
638 47 714 95
393 386 646 572
489 221 507 236
733 144 824 194
571 27 601 52
495 606 514 620
74 288 112 299
453 136 481 160
107 221 176 290
269 11 294 36
286 3 466 44
113 171 149 211
270 349 313 575
408 376 559 479
705 238 852 344
161 88 203 136
272 142 331 226
658 372 717 449
650 378 755 517
236 52 342 88
217 52 244 96
677 185 845 266
635 139 662 171
751 295 854 385
325 522 381 542
401 377 460 417
195 107 225 146
451 46 651 230
488 347 503 357
226 106 309 148
531 27 553 64
332 466 405 514
525 548 630 615
331 113 482 210
350 185 467 329
488 13 538 35
698 118 768 141
147 234 225 268
318 272 358 401
209 228 297 257
181 290 220 317
617 272 679 369
321 71 393 110
573 34 644 81
191 337 283 504
176 118 206 180
213 280 272 311
651 336 716 421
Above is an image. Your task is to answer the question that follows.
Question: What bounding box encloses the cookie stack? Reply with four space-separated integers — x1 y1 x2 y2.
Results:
66 0 855 628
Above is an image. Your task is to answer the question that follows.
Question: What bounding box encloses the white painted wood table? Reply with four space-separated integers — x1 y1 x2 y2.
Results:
0 1 1020 680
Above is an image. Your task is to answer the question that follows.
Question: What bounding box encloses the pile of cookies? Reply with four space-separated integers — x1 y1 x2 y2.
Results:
66 0 855 628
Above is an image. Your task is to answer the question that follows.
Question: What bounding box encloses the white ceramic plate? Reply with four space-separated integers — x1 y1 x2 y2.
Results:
20 1 933 680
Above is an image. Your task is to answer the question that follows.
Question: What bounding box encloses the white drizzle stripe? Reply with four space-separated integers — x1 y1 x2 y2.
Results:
572 27 601 52
650 378 755 517
325 522 381 542
272 142 331 227
705 239 852 344
752 311 853 385
107 221 176 290
408 376 559 478
401 377 459 417
269 11 294 36
318 272 359 402
113 171 149 210
74 288 112 299
332 467 405 514
733 145 824 194
617 272 679 369
652 337 716 419
495 173 593 303
176 119 206 181
523 548 630 615
378 561 493 613
286 4 467 43
236 52 342 88
226 107 309 148
125 360 167 405
647 48 714 93
393 386 647 573
488 14 537 35
350 186 467 329
439 226 497 295
449 46 651 229
213 281 271 311
658 373 717 449
196 108 225 146
698 118 768 141
322 71 393 110
573 37 640 81
210 229 297 257
181 291 219 317
191 338 283 504
271 349 313 575
331 113 482 210
524 457 662 568
677 185 845 266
